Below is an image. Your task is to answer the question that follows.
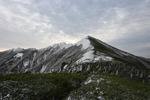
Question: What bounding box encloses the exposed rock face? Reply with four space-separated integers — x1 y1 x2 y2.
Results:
0 36 150 79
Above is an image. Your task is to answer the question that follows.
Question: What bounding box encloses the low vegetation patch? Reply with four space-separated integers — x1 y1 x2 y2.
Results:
0 72 150 100
0 73 87 100
66 73 150 100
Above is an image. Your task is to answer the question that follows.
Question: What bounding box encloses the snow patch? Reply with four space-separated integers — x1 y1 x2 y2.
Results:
43 54 47 60
67 96 72 100
77 50 94 63
23 60 29 67
106 81 111 83
40 65 47 73
51 42 72 49
25 69 30 72
12 48 23 52
97 96 105 100
84 77 105 85
39 42 72 51
77 50 113 63
64 64 68 69
14 53 23 58
33 52 37 57
76 37 92 49
4 94 10 98
96 56 113 61
84 76 93 85
99 78 104 82
84 79 92 85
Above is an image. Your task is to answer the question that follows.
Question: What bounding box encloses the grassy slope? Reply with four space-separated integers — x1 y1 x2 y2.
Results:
66 72 150 100
0 72 150 100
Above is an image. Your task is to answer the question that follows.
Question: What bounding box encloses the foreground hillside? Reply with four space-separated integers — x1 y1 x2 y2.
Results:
0 72 150 100
0 73 87 100
67 73 150 100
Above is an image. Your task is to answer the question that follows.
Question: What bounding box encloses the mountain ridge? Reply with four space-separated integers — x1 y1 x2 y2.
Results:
0 36 150 81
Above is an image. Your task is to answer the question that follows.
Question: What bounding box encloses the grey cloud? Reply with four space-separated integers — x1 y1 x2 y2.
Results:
0 0 150 58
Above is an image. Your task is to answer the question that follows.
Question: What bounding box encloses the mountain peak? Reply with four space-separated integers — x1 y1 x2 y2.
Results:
87 35 94 38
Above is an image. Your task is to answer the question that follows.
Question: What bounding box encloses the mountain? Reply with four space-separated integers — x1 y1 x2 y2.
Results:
0 36 150 80
0 36 150 99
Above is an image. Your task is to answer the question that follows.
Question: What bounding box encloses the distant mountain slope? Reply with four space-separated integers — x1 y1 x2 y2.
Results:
0 36 150 80
88 36 150 69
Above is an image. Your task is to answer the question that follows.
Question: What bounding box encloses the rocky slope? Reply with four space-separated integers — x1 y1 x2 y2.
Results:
0 36 150 80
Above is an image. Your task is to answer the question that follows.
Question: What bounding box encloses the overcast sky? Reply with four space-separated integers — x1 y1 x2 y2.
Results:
0 0 150 58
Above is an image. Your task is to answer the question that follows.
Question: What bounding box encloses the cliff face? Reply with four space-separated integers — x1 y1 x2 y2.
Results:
0 36 150 79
